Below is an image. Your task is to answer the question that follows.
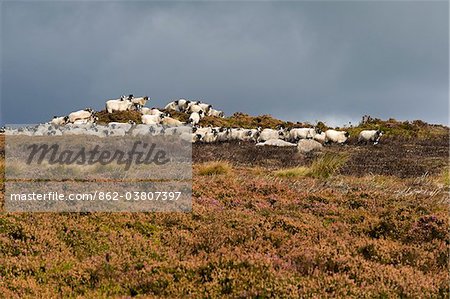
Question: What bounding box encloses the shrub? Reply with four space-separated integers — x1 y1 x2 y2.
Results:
197 161 232 176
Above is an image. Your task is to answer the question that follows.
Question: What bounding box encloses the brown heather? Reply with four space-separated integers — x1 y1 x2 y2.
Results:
0 121 449 298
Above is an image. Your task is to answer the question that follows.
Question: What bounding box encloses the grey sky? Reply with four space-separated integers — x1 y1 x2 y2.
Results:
1 1 448 126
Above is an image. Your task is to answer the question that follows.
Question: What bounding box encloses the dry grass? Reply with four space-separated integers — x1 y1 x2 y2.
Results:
308 152 348 179
197 161 232 176
275 153 348 179
96 110 143 125
440 167 449 186
275 166 310 178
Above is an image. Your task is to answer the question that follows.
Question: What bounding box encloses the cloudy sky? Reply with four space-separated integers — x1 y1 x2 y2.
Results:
1 1 448 126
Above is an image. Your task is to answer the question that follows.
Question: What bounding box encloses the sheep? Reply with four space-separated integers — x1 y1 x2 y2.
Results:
198 102 212 113
257 128 284 142
324 129 350 144
207 108 224 117
165 99 191 112
177 99 191 112
358 130 383 145
313 132 326 143
187 104 203 114
192 126 211 139
141 108 167 116
256 139 297 147
202 130 218 143
226 128 256 142
51 116 69 126
106 98 133 113
131 96 149 106
68 108 94 123
188 111 204 125
161 116 184 127
216 128 230 142
286 128 320 142
142 114 163 125
164 101 178 111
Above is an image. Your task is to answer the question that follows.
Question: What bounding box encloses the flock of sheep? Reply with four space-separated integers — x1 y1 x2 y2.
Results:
2 95 384 147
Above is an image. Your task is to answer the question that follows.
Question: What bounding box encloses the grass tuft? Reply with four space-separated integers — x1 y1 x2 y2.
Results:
197 161 232 176
308 153 348 179
275 167 310 178
275 153 348 179
441 168 449 186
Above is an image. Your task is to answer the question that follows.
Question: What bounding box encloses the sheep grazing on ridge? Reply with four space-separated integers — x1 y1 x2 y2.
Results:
189 111 205 125
186 103 204 114
106 98 134 113
161 116 184 127
324 129 350 144
286 127 321 142
202 130 218 143
68 108 94 123
358 129 383 145
256 139 297 147
165 99 191 112
197 102 213 113
313 132 326 143
207 108 224 118
130 96 149 107
73 116 98 125
51 115 69 126
257 128 284 143
142 114 164 125
141 107 168 117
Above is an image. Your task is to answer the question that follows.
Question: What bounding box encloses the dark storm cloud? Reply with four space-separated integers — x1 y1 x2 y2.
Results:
1 1 448 126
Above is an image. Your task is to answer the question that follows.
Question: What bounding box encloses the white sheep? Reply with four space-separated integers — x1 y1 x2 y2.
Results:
177 99 191 112
257 128 284 142
187 104 203 114
256 139 297 147
202 131 218 143
131 96 149 106
51 116 69 126
313 132 326 143
106 98 133 113
141 108 167 117
207 108 224 117
165 99 191 112
198 103 212 113
161 116 184 127
68 108 94 123
358 130 383 145
325 129 350 144
188 111 204 125
141 114 163 125
287 128 319 142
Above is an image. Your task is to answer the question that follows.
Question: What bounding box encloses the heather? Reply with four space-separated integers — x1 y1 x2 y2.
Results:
0 127 448 297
